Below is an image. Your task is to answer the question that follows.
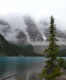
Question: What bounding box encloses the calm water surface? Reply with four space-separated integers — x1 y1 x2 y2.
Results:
0 57 66 80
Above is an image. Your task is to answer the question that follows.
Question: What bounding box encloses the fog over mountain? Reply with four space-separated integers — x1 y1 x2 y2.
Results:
0 13 66 45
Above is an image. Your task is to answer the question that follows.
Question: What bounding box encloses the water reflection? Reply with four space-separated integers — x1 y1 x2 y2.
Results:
0 57 44 80
0 57 7 77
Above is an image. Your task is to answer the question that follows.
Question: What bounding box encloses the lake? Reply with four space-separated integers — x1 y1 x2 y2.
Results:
0 57 66 80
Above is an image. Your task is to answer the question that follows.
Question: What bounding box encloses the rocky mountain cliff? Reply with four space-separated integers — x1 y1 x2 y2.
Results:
23 16 44 41
33 45 66 55
0 16 66 56
0 16 66 44
0 33 43 56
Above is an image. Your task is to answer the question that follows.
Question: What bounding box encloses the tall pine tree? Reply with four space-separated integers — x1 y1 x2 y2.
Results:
38 16 63 80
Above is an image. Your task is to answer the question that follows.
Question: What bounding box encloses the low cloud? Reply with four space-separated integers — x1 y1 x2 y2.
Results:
0 13 66 45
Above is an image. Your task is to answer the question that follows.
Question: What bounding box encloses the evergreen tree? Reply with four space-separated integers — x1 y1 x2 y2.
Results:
38 16 63 80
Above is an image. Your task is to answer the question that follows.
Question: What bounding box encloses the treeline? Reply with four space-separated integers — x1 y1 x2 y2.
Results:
57 49 66 57
0 34 44 57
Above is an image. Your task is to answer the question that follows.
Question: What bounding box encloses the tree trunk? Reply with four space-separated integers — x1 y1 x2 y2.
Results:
0 74 17 80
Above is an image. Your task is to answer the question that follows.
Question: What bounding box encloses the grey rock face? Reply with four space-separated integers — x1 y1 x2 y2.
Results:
16 30 27 44
16 30 27 39
23 15 44 41
43 28 66 41
0 20 11 37
1 26 10 33
57 30 66 38
33 45 66 55
0 20 9 25
0 18 66 44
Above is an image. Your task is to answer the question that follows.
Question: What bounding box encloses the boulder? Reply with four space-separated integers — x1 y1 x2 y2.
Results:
55 74 66 80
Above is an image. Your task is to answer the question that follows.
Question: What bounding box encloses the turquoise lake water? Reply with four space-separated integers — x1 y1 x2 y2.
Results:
0 57 66 80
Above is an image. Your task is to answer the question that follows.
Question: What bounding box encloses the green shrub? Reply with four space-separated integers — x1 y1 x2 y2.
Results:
57 57 66 73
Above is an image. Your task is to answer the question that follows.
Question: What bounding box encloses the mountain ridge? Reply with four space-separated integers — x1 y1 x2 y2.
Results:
0 34 43 56
0 16 66 56
0 16 66 44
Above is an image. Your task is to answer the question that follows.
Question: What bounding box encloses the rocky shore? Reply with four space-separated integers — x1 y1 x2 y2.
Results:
55 73 66 80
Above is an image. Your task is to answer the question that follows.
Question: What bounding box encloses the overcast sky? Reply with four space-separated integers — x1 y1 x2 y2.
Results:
0 0 66 21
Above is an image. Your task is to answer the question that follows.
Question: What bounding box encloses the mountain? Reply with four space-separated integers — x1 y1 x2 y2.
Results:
38 19 66 41
1 17 66 43
43 28 66 41
0 34 43 57
33 45 66 56
23 15 44 41
15 29 27 44
0 20 11 37
0 17 66 56
57 49 66 57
